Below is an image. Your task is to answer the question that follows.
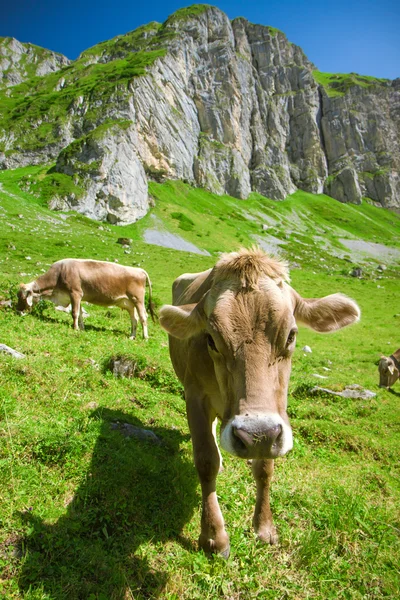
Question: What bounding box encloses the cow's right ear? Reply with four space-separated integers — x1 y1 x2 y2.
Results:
159 302 206 339
26 291 33 307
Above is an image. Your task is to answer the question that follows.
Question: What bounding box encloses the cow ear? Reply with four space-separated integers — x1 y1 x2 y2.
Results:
388 364 395 375
159 302 206 339
26 291 34 307
292 291 360 333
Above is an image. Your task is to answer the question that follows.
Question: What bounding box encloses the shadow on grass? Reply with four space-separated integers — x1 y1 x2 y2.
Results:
29 299 157 335
388 387 400 397
18 408 198 599
27 306 137 338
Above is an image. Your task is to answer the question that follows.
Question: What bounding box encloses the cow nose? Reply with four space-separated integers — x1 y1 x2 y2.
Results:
233 423 282 450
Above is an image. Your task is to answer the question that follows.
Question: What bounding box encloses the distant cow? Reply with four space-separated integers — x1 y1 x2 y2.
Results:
160 248 360 557
378 349 400 388
17 259 155 339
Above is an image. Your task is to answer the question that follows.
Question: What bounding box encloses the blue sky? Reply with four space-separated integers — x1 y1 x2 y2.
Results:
2 1 399 79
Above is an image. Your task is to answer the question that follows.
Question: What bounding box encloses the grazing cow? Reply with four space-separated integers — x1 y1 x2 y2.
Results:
159 248 360 557
378 349 400 388
17 259 155 339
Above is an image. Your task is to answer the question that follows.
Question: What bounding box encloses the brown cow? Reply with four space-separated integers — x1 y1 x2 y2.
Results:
17 259 155 339
159 248 360 557
378 349 400 388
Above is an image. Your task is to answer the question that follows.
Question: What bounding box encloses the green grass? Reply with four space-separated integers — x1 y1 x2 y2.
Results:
313 70 389 97
0 170 399 598
163 4 211 25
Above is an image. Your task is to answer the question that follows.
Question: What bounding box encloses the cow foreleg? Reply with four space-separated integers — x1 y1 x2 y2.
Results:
78 306 85 330
136 302 148 340
70 292 83 331
251 458 278 544
126 306 138 340
187 398 230 558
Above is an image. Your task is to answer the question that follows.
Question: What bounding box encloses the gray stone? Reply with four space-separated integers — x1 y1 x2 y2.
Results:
143 228 210 255
110 422 162 445
310 385 376 399
351 267 363 277
0 344 25 359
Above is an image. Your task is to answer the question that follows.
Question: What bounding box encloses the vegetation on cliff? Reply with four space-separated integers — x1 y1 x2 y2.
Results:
313 70 389 97
0 26 168 156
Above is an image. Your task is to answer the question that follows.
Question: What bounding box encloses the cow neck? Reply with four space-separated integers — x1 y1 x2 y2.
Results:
390 354 400 372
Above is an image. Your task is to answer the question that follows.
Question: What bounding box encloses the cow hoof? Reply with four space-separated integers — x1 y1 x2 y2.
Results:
199 535 230 559
257 527 278 545
219 544 230 559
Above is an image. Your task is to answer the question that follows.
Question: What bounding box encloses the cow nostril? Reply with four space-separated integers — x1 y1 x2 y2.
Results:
233 427 254 449
271 425 283 444
255 424 282 445
270 424 282 444
233 423 283 449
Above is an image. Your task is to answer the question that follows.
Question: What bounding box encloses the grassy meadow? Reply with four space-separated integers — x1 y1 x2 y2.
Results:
0 167 400 599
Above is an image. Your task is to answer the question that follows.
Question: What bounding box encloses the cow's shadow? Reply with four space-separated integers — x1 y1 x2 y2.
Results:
28 304 133 337
388 387 400 397
18 408 198 599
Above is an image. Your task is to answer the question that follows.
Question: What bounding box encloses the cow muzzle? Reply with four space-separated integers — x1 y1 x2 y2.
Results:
220 414 293 459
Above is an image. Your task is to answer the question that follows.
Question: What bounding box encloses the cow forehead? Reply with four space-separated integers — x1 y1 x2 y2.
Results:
205 280 295 340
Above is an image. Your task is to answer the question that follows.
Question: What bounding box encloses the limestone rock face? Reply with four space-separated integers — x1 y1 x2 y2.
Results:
51 123 149 225
321 82 400 208
0 6 399 223
324 167 363 205
131 9 327 202
0 37 69 87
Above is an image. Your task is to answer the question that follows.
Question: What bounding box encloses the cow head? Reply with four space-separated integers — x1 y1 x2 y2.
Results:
378 356 399 388
160 249 360 461
17 284 34 312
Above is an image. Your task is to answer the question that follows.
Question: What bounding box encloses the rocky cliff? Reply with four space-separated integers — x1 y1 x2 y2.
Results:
0 37 70 88
0 5 399 223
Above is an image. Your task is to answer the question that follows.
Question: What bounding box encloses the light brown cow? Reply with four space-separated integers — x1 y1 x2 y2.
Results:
160 248 360 557
17 259 155 339
378 349 400 388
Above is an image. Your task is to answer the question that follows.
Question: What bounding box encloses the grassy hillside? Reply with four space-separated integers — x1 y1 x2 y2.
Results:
0 170 399 599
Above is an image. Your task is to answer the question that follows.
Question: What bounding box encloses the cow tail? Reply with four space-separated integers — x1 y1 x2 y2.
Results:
144 271 157 322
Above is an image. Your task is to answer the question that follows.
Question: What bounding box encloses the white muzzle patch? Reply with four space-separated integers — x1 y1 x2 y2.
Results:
220 413 293 459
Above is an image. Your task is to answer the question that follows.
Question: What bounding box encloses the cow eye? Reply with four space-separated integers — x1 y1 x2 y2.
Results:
206 334 218 353
287 329 297 346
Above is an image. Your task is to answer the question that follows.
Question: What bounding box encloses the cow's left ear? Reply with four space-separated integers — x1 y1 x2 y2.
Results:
160 302 206 339
291 290 360 333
